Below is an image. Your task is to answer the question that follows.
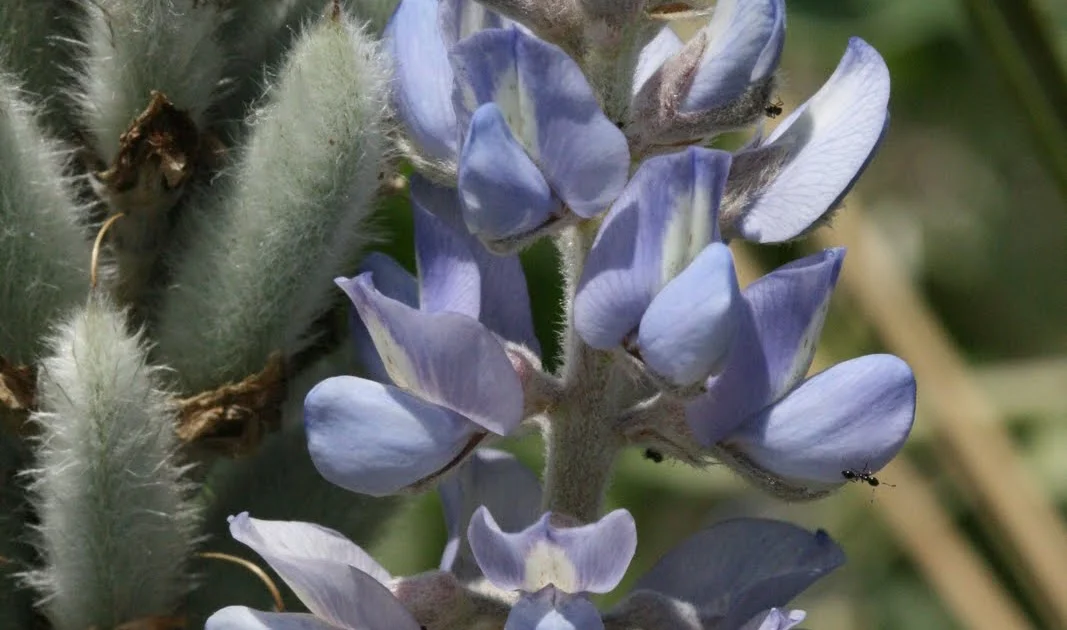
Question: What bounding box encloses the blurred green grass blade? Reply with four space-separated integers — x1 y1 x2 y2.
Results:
961 0 1067 201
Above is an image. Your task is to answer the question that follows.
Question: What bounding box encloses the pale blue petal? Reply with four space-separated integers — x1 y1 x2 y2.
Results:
229 512 391 585
411 175 542 353
439 449 544 578
638 242 742 386
356 254 419 307
451 28 629 216
414 195 481 318
574 148 731 349
305 377 481 496
458 103 560 240
633 26 683 97
506 588 604 630
409 172 469 232
467 507 636 594
730 38 890 242
725 354 916 484
342 273 523 434
511 31 630 216
634 518 842 626
740 248 844 399
224 514 421 630
343 255 418 384
205 607 336 630
681 0 785 112
686 248 844 444
386 0 458 161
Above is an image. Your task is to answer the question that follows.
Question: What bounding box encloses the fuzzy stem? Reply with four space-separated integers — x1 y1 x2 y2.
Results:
541 222 622 523
541 398 622 524
555 222 600 387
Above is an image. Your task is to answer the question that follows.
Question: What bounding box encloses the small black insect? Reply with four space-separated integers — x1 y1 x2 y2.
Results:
644 448 664 463
841 466 895 488
764 98 784 119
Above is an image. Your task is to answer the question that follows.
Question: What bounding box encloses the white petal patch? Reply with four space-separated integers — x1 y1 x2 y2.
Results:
364 316 419 391
458 3 493 39
524 540 579 593
659 177 716 289
460 82 480 120
775 292 832 403
493 67 539 161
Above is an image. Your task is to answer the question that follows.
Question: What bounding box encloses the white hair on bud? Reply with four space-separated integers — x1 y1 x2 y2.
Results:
24 295 199 630
154 6 390 392
76 0 228 164
0 72 90 364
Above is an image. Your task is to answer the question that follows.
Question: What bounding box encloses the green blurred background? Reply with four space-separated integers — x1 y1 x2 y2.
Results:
364 2 1067 629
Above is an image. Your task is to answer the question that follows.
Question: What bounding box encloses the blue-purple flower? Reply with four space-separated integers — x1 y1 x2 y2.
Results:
438 448 544 580
303 177 539 497
629 0 786 149
282 1 918 626
206 451 546 630
718 37 891 243
389 0 631 246
205 513 421 630
682 248 915 496
572 143 913 496
465 505 843 630
574 146 743 389
386 0 507 167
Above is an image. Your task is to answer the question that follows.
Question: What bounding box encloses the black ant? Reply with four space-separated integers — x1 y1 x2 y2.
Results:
764 97 783 119
841 466 895 488
643 448 664 463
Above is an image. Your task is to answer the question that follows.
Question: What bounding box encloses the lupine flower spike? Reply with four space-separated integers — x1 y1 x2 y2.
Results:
194 0 916 627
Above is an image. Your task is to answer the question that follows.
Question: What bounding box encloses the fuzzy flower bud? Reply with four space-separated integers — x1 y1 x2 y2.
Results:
0 73 89 364
26 295 198 630
154 5 389 392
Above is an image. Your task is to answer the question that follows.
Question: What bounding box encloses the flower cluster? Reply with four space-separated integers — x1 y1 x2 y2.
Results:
216 0 916 627
209 451 843 630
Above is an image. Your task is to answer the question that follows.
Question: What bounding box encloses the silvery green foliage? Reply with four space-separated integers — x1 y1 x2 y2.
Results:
215 0 399 137
77 0 227 163
25 294 199 630
78 0 230 304
0 39 88 630
154 7 389 392
0 73 90 365
0 1 394 627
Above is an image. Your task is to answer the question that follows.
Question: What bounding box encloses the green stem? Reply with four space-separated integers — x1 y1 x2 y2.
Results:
541 398 622 523
541 222 622 523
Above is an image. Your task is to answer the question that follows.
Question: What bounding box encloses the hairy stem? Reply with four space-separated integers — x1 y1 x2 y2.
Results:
541 397 622 523
555 221 600 387
542 221 622 523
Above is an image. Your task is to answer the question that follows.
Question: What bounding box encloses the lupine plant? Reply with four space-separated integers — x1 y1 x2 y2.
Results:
0 0 916 628
1 1 403 628
209 0 914 627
